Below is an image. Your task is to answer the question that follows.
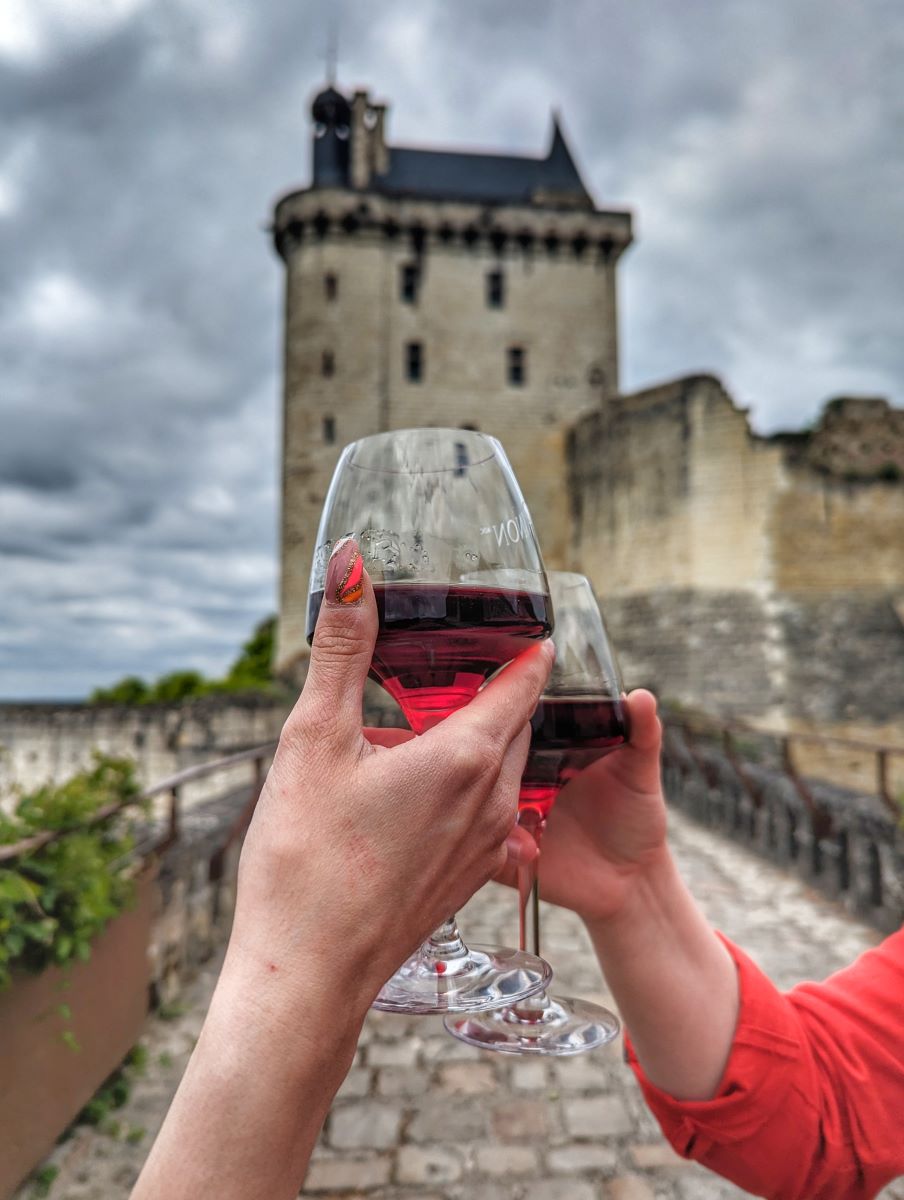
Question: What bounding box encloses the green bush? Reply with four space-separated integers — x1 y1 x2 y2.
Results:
0 755 142 990
90 615 278 705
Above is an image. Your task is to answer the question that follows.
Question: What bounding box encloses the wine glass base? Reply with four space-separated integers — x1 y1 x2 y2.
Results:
444 993 620 1055
371 944 553 1015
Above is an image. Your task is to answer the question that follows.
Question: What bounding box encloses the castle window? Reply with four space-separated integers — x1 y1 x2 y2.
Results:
405 341 423 383
507 346 526 387
321 350 335 378
324 273 338 301
400 263 419 304
323 416 336 443
486 270 505 309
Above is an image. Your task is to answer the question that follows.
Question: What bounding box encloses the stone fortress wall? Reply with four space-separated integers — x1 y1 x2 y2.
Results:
0 694 290 806
272 80 904 755
274 84 631 674
568 377 904 740
275 190 629 673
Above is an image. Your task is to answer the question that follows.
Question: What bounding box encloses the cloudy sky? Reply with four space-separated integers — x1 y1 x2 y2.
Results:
1 0 902 699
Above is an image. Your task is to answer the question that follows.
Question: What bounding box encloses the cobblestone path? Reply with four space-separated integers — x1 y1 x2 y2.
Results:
21 810 903 1200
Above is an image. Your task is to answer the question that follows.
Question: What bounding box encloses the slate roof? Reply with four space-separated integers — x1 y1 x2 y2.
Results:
373 117 591 206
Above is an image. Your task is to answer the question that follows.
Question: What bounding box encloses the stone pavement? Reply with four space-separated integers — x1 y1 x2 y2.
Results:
19 810 904 1200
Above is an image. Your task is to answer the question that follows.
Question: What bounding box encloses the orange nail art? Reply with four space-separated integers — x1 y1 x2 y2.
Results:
326 537 365 606
335 548 364 604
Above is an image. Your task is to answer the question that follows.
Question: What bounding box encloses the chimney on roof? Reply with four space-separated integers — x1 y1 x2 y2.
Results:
349 89 390 190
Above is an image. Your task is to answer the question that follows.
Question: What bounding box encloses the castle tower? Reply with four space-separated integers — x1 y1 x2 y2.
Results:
272 83 633 673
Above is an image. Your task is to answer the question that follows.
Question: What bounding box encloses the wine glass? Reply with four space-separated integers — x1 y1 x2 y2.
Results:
445 572 628 1053
306 428 554 1014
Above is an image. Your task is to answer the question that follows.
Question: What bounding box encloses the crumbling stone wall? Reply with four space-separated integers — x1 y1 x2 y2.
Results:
568 378 904 734
662 720 904 934
0 693 291 806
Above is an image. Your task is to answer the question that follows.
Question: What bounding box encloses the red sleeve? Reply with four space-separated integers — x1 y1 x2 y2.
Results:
625 929 904 1200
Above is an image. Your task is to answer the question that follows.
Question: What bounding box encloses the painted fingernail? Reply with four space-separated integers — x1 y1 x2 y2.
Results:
325 536 365 606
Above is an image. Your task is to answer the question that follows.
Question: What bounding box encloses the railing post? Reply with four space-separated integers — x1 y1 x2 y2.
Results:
168 785 180 846
253 754 265 801
877 749 897 818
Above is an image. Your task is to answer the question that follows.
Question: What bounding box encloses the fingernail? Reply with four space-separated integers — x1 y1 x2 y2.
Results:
325 536 364 606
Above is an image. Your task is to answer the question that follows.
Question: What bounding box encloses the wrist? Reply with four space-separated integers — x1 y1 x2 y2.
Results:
212 935 369 1071
581 845 681 948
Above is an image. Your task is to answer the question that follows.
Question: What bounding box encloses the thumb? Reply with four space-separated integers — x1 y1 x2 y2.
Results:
608 688 663 796
303 537 378 741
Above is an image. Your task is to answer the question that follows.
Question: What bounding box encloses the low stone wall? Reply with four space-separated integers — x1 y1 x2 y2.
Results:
0 693 292 811
147 783 255 1004
662 721 904 933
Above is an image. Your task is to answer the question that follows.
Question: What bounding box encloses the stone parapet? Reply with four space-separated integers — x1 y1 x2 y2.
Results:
662 720 904 933
0 693 291 806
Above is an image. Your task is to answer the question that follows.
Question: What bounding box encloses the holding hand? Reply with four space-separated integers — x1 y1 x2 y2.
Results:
231 537 554 1013
134 539 553 1200
528 689 668 928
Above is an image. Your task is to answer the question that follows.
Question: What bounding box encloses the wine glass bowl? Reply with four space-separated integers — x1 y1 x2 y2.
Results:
306 430 552 733
446 571 629 1052
306 428 554 1014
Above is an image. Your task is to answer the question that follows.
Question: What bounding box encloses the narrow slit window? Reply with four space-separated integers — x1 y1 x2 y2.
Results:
507 345 526 387
400 263 419 304
486 269 505 309
405 341 423 383
323 416 336 443
321 349 335 378
324 273 338 301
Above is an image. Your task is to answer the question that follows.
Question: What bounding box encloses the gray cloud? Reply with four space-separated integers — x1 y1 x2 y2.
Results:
1 0 902 697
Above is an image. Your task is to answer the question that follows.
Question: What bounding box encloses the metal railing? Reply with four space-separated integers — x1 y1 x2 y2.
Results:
667 709 904 820
0 742 278 865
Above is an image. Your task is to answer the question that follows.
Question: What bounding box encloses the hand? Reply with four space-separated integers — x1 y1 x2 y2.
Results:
226 537 554 1018
500 689 668 927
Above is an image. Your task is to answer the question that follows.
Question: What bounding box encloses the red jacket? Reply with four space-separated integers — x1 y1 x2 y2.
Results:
627 929 904 1199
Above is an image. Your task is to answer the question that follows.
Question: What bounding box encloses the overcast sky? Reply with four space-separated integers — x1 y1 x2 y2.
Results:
1 0 902 700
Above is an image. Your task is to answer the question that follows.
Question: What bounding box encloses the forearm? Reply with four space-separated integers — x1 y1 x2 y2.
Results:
133 948 363 1200
586 849 739 1100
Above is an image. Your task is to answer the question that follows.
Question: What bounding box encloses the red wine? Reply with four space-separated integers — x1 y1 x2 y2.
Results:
519 696 629 824
307 583 551 733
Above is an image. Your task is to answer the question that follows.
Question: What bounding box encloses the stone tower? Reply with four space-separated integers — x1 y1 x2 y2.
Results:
272 83 633 673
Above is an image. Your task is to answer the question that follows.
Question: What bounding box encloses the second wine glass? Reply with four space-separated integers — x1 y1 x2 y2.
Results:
445 572 628 1053
306 427 554 1014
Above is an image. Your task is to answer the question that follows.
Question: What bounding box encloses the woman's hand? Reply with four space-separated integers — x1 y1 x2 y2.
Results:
228 536 555 1017
134 538 553 1200
501 689 669 927
501 687 739 1106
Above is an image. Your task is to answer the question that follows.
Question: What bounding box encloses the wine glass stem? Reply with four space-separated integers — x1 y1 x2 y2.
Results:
514 836 550 1018
425 916 467 958
518 861 542 958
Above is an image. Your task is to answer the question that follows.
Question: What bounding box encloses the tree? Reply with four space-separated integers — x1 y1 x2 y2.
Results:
224 616 276 689
89 616 277 705
89 676 150 705
146 671 209 704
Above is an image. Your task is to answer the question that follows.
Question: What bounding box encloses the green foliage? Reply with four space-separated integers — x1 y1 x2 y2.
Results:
223 615 277 690
70 1042 147 1136
157 999 187 1022
90 614 278 705
28 1164 59 1198
0 755 141 990
126 1042 149 1073
89 675 150 705
147 670 210 703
